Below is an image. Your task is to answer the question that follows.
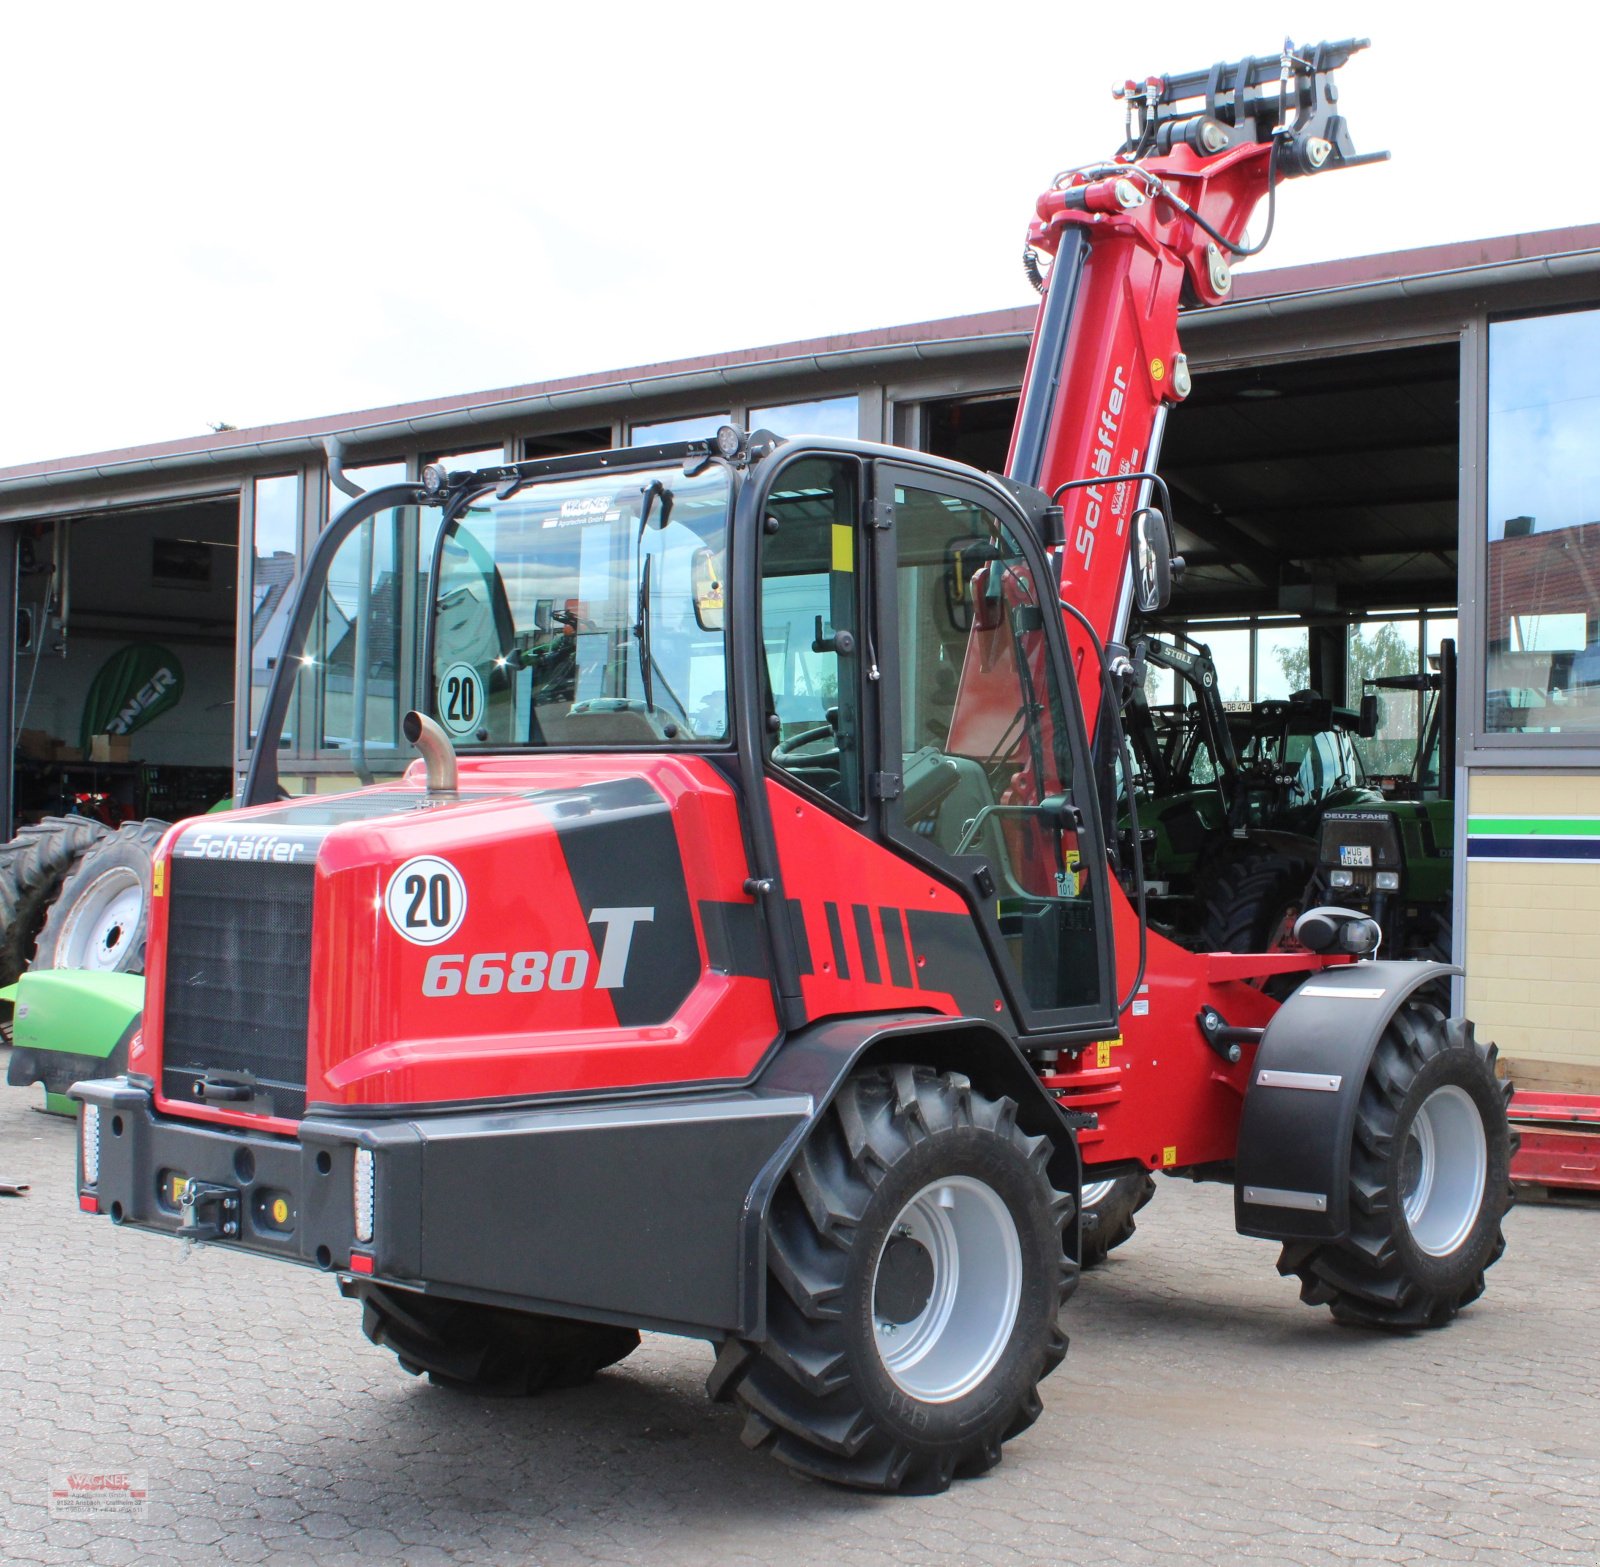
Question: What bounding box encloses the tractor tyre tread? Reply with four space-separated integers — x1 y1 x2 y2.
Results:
0 816 112 984
348 1281 639 1394
715 1064 1075 1494
33 817 171 974
1197 847 1314 956
1276 1002 1516 1330
1078 1172 1157 1269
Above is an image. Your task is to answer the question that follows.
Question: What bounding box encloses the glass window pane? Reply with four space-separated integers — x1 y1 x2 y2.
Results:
1255 623 1309 701
1350 618 1421 775
429 448 502 473
750 396 859 440
760 458 863 812
629 413 729 447
317 511 407 755
1185 627 1251 705
1487 307 1600 733
891 484 1100 1015
328 462 406 527
249 474 300 745
431 465 731 747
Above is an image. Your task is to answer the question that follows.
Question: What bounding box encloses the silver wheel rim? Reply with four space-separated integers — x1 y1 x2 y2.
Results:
1400 1084 1488 1257
57 868 144 972
870 1175 1023 1403
1080 1178 1116 1208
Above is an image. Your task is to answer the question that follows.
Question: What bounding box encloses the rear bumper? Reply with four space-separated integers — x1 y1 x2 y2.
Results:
72 1077 810 1338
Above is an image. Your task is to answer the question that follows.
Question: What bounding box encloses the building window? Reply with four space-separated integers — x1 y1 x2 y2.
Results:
629 413 729 447
750 396 859 440
1486 306 1600 734
249 474 301 744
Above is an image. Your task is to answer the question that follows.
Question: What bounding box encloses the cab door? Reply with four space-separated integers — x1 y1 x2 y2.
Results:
871 464 1117 1037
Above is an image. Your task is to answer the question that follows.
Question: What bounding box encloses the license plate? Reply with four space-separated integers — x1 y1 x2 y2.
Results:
1339 845 1373 867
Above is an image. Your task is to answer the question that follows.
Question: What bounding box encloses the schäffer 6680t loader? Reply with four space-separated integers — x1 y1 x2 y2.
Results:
73 39 1513 1493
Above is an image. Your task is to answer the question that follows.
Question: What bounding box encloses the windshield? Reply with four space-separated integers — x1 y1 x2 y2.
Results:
430 463 731 747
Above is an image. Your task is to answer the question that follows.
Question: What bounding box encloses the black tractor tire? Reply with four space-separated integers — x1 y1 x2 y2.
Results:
1078 1171 1156 1269
710 1064 1075 1493
0 816 111 985
1197 847 1315 956
346 1280 640 1394
32 818 170 975
1277 999 1516 1330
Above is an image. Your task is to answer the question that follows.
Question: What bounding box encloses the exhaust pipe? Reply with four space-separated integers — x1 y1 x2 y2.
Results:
403 710 459 799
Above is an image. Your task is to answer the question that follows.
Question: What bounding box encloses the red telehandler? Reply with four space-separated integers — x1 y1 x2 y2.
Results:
73 39 1513 1493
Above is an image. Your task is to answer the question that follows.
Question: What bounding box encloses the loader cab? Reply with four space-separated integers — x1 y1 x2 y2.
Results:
245 432 1119 1039
746 442 1119 1035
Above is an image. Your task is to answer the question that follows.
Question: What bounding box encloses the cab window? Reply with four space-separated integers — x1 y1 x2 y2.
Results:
758 457 865 814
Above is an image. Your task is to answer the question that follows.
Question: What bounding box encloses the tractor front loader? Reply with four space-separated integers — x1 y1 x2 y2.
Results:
71 39 1513 1493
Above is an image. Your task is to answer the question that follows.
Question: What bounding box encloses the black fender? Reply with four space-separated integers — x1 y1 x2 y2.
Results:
7 1017 140 1099
737 1012 1083 1333
1234 960 1457 1242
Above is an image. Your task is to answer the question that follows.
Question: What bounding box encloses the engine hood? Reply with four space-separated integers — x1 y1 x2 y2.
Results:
147 755 779 1122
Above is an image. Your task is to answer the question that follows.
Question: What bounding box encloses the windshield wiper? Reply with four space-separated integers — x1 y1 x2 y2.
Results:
635 553 655 713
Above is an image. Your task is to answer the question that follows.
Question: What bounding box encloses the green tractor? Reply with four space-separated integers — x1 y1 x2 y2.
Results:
1119 633 1382 953
1309 640 1457 963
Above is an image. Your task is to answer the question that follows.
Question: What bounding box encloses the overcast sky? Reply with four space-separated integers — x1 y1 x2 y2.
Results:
4 2 1596 469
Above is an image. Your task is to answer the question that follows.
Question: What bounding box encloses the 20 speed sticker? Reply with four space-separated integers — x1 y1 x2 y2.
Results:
384 856 467 946
438 662 486 738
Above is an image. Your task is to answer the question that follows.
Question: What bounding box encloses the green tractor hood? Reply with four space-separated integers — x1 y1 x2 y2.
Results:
3 970 144 1115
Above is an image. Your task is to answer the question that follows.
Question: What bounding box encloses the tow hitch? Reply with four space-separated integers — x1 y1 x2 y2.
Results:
178 1179 241 1239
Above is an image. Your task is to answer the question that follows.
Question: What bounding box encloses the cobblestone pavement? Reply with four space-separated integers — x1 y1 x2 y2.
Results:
3 1061 1597 1567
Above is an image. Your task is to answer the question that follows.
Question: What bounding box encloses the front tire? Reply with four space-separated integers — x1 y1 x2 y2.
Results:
346 1280 640 1394
715 1064 1075 1493
1277 1000 1515 1329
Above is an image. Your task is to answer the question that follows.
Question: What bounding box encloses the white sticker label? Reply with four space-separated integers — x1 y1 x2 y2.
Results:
438 662 486 738
384 856 467 946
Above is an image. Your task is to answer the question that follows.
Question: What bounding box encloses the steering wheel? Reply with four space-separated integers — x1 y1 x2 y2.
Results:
773 723 839 768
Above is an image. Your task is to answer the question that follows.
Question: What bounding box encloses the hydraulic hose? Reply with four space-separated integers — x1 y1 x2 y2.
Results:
1058 594 1148 1016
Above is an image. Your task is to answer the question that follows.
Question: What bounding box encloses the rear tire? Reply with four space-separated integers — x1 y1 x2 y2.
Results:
713 1064 1075 1493
1277 1000 1515 1329
1078 1172 1156 1268
0 816 111 984
347 1280 640 1393
33 818 169 974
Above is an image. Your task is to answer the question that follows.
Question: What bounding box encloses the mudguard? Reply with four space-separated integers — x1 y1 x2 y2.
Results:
1234 960 1457 1242
739 1012 1084 1328
5 971 144 1112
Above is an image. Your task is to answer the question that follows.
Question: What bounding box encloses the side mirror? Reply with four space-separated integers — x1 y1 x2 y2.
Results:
1358 692 1382 739
1131 506 1173 614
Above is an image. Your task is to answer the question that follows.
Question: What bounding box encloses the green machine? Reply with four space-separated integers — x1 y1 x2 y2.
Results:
4 970 143 1115
1120 634 1383 950
1312 641 1458 962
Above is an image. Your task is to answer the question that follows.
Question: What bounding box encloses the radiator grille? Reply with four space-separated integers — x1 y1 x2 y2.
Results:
161 857 315 1119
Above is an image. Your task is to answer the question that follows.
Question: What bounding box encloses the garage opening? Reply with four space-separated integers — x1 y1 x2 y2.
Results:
13 496 239 829
918 340 1462 958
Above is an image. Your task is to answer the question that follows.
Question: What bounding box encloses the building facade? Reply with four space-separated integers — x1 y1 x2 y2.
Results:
3 223 1599 1089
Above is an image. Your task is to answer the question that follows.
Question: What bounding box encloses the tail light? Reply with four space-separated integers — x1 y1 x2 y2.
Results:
353 1148 375 1244
80 1105 101 1186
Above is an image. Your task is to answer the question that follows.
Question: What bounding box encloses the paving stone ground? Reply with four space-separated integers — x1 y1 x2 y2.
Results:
2 1057 1597 1566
